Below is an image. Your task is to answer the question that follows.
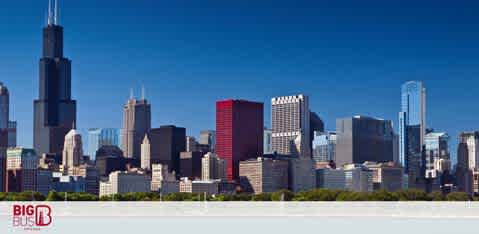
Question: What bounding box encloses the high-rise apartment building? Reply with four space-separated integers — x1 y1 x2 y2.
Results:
34 1 76 157
216 100 264 181
335 116 394 167
121 94 151 159
271 94 311 158
312 131 337 163
87 128 120 160
399 81 426 183
62 128 83 174
6 148 38 192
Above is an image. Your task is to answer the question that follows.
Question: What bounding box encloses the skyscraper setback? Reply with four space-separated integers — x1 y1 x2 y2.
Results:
34 0 76 157
216 100 264 181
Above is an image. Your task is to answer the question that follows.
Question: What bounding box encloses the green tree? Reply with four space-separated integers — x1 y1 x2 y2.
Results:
271 189 295 201
396 189 429 201
369 190 398 201
446 192 471 201
428 191 446 201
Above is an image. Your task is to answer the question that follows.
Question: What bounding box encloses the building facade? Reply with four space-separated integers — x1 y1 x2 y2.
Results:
199 130 216 152
99 171 151 197
6 148 38 192
201 152 227 181
312 131 337 163
271 94 311 158
335 116 394 167
424 132 450 179
62 128 83 174
216 100 263 181
146 126 186 174
239 157 289 194
263 128 273 154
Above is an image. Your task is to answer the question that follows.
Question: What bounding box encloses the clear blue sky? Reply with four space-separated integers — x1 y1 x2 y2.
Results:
2 0 479 163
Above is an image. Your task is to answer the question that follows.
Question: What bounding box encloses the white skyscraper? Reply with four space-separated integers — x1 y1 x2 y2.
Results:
62 128 83 173
271 94 311 158
141 134 151 170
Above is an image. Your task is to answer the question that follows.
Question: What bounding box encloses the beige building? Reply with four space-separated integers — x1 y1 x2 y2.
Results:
201 152 226 181
99 171 151 197
363 161 403 191
140 134 151 170
239 157 289 194
121 95 151 159
179 178 219 195
151 164 176 192
62 128 83 173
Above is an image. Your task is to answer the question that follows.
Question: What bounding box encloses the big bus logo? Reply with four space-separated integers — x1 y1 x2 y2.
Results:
12 204 52 230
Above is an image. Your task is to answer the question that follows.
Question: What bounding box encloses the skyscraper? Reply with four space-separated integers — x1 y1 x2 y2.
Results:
271 94 311 158
62 128 83 174
399 81 426 183
312 131 337 163
146 126 186 174
87 128 120 160
121 92 151 159
6 148 38 192
199 130 216 152
335 116 394 167
424 132 450 179
216 100 263 181
0 83 9 130
456 132 479 194
34 0 76 157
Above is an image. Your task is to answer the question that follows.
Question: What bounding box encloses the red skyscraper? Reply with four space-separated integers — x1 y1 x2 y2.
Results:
216 100 263 181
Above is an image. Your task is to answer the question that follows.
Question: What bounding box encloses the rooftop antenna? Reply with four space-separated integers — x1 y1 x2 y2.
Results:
72 120 76 130
141 85 145 100
47 0 53 25
130 88 134 100
54 0 58 25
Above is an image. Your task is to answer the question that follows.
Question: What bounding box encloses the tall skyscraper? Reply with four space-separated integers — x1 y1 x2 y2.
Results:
271 94 311 158
88 128 120 160
399 81 426 182
121 92 151 159
34 0 76 157
62 128 83 174
216 100 264 181
0 84 17 150
335 116 394 167
456 132 479 194
424 132 450 179
0 83 9 130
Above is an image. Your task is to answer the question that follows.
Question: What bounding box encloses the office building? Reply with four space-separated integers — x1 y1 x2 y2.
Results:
455 132 479 194
87 128 120 160
146 126 186 174
271 94 311 158
290 158 316 192
99 171 151 197
140 135 151 170
121 92 151 159
69 165 99 195
6 148 38 192
312 131 337 163
239 157 289 194
95 145 126 177
399 81 426 185
179 151 203 179
36 169 53 196
363 161 403 191
199 130 216 152
62 128 83 174
316 168 347 190
186 136 198 152
34 1 76 157
424 132 450 179
179 178 219 195
263 128 273 154
150 164 176 192
201 152 227 181
216 99 263 181
336 116 394 167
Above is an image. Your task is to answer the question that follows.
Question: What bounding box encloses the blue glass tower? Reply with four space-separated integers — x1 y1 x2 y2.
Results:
87 128 120 160
399 81 426 182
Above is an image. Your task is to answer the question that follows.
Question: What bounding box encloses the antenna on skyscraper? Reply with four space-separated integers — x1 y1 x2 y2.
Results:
47 0 53 25
130 88 134 100
54 0 58 25
141 85 145 100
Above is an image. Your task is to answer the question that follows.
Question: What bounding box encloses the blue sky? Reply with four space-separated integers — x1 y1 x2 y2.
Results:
1 0 479 163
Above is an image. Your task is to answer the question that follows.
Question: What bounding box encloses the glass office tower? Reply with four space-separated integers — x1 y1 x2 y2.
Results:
399 81 426 184
88 128 120 160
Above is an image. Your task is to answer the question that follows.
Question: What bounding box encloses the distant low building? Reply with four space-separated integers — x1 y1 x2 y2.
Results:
99 171 151 197
52 172 86 193
363 161 403 191
151 164 176 192
179 178 219 195
316 164 373 192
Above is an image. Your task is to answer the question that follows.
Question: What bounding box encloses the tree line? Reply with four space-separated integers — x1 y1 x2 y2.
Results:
0 189 475 201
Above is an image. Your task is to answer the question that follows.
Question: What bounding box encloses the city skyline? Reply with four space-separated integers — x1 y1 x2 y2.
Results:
3 1 479 163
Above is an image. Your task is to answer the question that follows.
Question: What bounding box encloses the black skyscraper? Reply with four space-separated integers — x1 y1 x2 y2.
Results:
34 0 76 156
